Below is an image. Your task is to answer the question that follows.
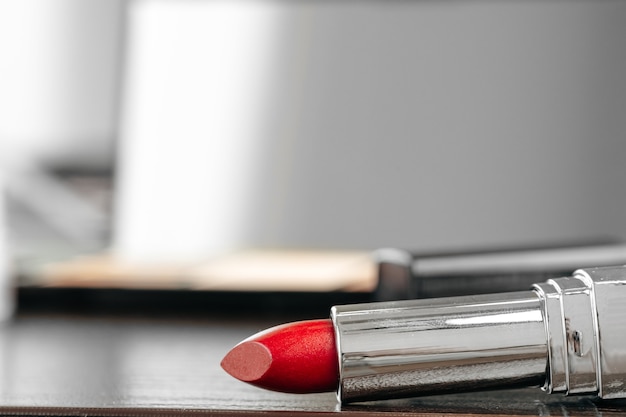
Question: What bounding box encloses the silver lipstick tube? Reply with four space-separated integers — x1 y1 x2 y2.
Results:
331 265 626 403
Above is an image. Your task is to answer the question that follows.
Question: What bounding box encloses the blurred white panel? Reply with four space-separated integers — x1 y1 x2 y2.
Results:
115 0 281 261
0 175 13 320
0 0 123 168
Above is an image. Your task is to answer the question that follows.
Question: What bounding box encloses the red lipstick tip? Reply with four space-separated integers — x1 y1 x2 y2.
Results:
221 319 339 394
220 341 272 382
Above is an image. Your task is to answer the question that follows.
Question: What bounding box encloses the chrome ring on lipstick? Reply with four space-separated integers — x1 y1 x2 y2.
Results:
331 265 626 403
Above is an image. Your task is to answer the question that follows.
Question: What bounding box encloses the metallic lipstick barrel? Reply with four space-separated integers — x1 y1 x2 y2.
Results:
331 265 626 403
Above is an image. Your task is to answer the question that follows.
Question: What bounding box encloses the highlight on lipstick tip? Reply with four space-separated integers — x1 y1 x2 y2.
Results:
220 319 339 394
220 341 272 382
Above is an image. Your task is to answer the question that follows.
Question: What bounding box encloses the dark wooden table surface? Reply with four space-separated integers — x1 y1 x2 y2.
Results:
1 311 626 417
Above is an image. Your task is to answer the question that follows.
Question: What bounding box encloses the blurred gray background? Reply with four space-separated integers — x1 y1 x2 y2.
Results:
2 0 626 262
241 0 626 250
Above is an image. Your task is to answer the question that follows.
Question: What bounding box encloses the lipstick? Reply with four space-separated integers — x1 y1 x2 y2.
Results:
221 265 626 403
